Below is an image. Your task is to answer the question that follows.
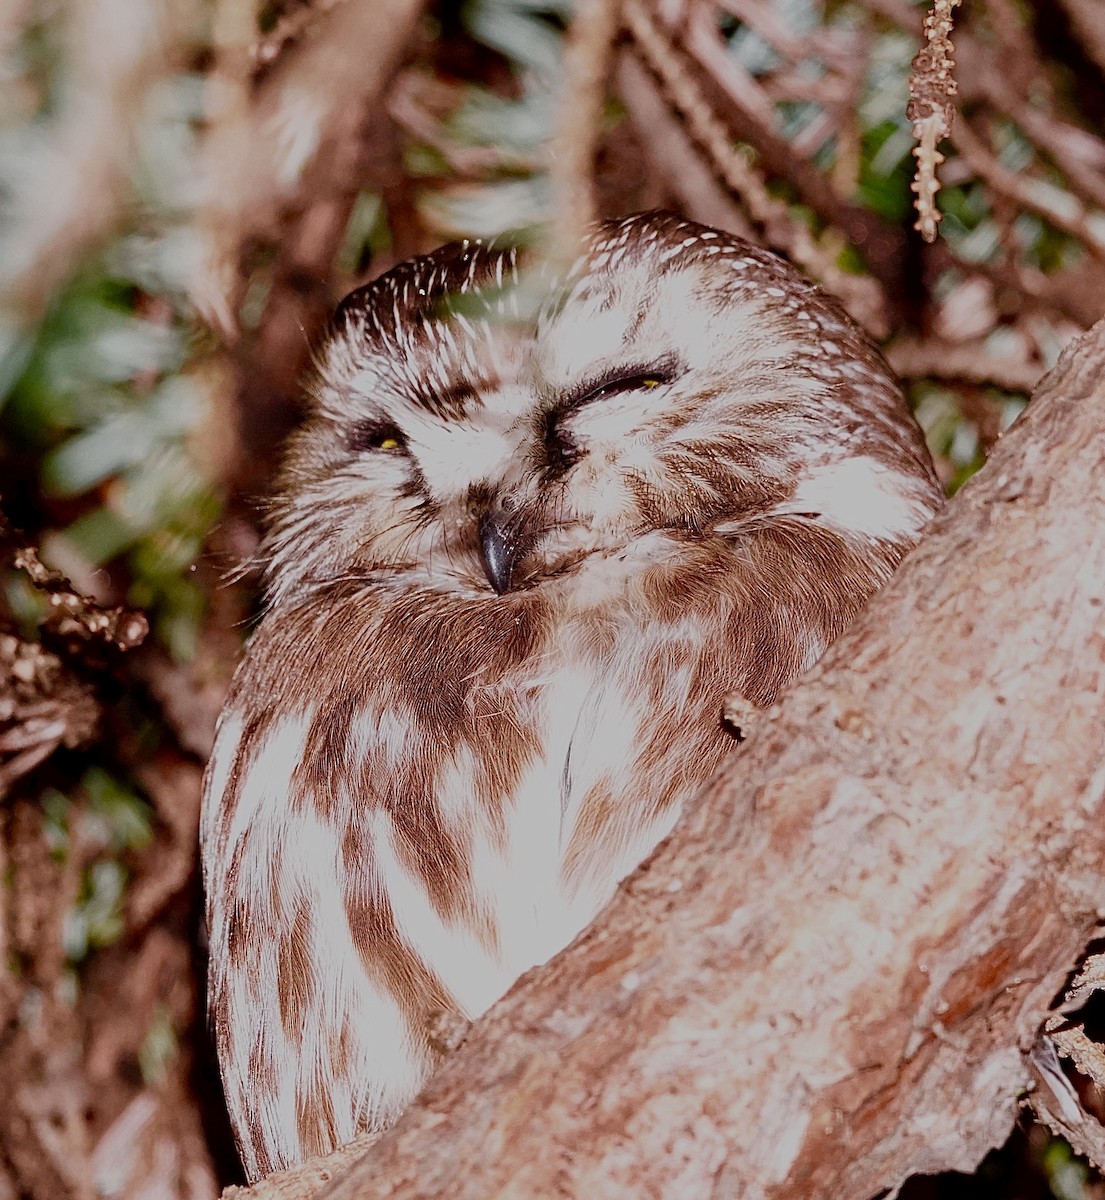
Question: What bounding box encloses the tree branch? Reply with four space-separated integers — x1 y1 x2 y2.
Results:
1055 0 1105 80
615 51 757 240
0 0 194 324
548 0 624 262
191 0 425 338
622 0 889 335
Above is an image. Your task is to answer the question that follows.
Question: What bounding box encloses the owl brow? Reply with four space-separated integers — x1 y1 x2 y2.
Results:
413 378 489 418
558 351 686 412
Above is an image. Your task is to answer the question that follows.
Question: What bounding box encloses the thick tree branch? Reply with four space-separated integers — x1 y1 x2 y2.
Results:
237 316 1105 1200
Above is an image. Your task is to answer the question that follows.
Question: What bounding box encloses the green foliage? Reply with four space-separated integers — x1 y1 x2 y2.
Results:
933 121 1085 272
1042 1138 1093 1200
939 182 1004 263
726 0 821 74
464 0 570 81
405 0 570 239
857 120 915 223
40 767 154 963
337 192 391 277
913 383 1026 493
66 858 128 960
82 765 154 853
40 786 71 859
0 67 221 661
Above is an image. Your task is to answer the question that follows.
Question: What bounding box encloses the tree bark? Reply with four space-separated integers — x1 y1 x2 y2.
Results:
244 316 1105 1199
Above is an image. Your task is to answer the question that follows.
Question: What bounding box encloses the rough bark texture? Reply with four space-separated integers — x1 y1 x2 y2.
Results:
263 318 1105 1200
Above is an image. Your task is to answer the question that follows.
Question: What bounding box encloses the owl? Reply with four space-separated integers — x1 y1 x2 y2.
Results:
201 211 942 1179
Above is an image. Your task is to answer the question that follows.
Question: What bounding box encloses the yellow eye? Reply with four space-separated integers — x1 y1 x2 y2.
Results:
642 378 661 388
348 421 407 454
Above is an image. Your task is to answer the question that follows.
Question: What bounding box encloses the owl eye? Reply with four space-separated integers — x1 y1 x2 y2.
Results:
348 420 407 454
583 372 670 405
567 362 680 412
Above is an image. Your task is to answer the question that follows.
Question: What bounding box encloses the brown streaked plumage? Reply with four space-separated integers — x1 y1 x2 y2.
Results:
201 211 942 1180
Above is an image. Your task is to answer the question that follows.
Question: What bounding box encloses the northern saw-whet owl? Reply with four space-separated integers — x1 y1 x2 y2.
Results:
201 211 942 1179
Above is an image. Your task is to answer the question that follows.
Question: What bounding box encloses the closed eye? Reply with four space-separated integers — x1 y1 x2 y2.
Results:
347 419 407 454
539 363 681 477
565 357 682 411
586 373 669 404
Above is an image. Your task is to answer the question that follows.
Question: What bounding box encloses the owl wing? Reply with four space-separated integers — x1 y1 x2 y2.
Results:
201 636 559 1176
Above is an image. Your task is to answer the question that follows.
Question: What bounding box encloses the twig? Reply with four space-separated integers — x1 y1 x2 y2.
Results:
387 73 530 178
907 0 963 242
861 0 924 36
10 545 148 651
0 517 147 797
0 516 148 651
715 0 805 61
0 0 192 323
616 51 756 239
676 2 909 314
547 0 625 266
191 0 426 339
253 0 350 67
950 117 1105 261
623 0 888 335
716 0 860 73
1055 0 1105 80
886 335 1043 394
959 57 1105 216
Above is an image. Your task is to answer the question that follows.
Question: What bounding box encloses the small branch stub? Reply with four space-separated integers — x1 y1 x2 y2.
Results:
908 0 963 243
0 516 149 796
10 542 149 650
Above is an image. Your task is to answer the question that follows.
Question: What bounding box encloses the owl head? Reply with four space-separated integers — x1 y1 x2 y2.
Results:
262 212 939 609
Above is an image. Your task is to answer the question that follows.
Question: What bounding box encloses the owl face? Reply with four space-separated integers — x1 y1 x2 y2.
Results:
265 213 937 610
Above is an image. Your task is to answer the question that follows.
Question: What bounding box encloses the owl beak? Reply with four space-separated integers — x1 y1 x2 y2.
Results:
479 509 525 595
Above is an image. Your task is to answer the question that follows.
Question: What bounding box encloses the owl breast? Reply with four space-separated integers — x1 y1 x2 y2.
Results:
201 211 943 1180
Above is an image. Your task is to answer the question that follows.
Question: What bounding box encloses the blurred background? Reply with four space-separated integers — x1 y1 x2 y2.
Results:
1 0 1103 1195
